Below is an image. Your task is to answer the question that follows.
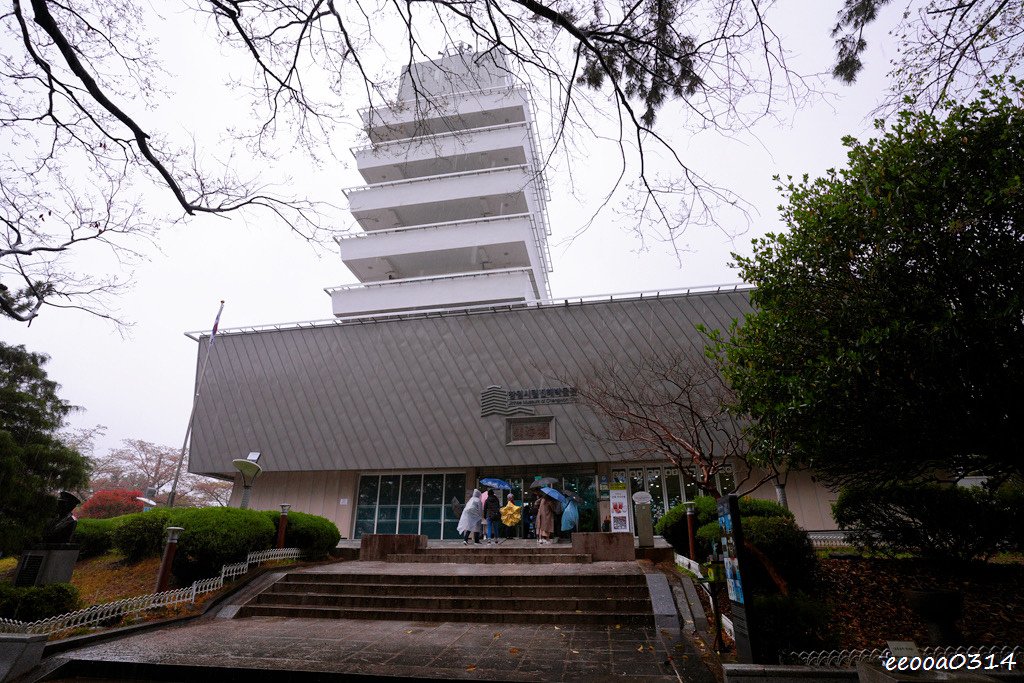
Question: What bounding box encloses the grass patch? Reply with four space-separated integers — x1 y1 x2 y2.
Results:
0 556 17 582
71 551 168 605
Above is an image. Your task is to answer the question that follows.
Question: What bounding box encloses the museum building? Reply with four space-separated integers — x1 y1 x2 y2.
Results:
185 51 840 540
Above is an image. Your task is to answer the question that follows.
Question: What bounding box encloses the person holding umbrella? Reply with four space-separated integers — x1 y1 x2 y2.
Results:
483 488 502 543
535 492 556 544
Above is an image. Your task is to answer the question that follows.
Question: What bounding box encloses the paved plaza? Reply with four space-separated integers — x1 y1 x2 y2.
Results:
34 543 715 682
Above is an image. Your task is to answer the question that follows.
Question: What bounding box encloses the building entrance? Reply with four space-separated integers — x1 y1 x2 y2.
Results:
354 472 466 539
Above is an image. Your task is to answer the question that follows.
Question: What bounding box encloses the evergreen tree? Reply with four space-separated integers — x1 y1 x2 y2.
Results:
0 342 90 554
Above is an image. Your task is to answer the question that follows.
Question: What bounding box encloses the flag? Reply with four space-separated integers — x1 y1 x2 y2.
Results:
209 300 225 346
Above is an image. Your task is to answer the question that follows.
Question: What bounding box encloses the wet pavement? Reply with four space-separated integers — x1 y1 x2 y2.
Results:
45 616 703 680
35 542 714 682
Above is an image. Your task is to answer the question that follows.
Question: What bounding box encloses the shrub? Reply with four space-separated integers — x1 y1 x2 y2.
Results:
833 483 1010 561
112 510 171 562
741 516 817 594
79 489 144 519
262 510 340 556
749 592 834 662
72 517 116 558
659 495 794 558
0 583 80 621
170 507 275 583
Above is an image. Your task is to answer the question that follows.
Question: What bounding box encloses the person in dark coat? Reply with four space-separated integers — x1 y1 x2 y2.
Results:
483 488 502 543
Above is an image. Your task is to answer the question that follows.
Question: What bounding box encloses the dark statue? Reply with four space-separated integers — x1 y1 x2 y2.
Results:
41 491 80 543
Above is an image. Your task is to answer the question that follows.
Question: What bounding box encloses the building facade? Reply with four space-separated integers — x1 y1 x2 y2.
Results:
187 289 839 537
329 50 552 317
186 53 839 540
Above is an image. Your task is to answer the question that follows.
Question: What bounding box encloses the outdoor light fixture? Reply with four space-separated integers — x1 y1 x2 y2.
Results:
232 455 263 510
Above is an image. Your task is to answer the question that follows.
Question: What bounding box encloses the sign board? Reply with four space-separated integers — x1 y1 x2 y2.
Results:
609 483 630 532
718 494 755 663
631 491 653 505
887 641 920 658
506 386 579 407
599 475 609 499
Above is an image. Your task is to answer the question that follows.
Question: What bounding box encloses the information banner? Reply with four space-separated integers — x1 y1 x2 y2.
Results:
609 483 630 532
718 494 755 663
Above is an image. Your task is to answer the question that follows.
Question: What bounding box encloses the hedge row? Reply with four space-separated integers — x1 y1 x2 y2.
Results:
0 583 80 621
71 507 340 583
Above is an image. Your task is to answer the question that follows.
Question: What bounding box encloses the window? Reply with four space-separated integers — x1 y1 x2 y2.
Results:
505 416 555 445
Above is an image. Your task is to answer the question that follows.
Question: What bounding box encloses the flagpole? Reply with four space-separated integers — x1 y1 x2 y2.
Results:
166 300 224 508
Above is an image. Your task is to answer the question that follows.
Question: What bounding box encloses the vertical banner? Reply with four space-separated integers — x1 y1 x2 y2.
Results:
609 482 630 532
718 494 755 663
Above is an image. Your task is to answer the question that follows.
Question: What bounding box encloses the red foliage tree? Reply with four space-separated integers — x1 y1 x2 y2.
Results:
79 489 143 519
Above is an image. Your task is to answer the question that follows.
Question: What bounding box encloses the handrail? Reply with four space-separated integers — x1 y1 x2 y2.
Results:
342 163 530 196
184 283 754 340
323 267 533 293
357 84 524 118
333 213 532 242
350 121 528 155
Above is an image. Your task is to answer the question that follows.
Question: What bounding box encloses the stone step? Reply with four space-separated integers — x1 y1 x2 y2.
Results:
386 552 592 564
236 603 654 626
253 592 653 613
428 545 575 554
281 572 645 587
272 580 646 598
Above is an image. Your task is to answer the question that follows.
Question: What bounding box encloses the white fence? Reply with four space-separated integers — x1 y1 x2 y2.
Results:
674 552 735 639
780 644 1021 668
0 547 305 636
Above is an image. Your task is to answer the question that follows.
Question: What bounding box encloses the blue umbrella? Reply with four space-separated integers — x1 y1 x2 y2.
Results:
480 477 512 490
561 500 579 532
540 486 568 506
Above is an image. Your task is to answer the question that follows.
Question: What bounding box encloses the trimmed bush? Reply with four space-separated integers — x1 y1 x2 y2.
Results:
659 495 794 558
833 483 1010 562
171 507 275 583
112 510 171 562
72 517 116 558
741 516 817 594
262 511 340 557
0 583 80 621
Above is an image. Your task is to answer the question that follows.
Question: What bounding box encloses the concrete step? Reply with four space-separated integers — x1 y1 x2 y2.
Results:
281 572 646 586
271 580 645 598
253 592 653 613
386 552 592 564
236 603 655 626
428 545 575 554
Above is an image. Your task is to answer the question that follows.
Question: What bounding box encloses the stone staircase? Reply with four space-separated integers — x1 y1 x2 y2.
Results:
236 570 653 625
387 544 592 564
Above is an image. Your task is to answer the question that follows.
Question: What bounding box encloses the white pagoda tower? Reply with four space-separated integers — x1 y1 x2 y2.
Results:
327 50 553 317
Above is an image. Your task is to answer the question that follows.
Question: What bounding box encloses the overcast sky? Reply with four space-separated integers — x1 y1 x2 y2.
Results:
3 2 903 459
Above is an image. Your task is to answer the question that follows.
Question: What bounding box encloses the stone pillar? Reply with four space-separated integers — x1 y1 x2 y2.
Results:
155 527 184 593
276 504 291 549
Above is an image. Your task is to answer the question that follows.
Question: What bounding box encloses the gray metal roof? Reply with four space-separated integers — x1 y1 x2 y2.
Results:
188 288 752 476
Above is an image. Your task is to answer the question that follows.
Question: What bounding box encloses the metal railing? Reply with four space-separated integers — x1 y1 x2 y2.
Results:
0 547 305 636
779 645 1021 668
186 283 752 340
808 531 852 549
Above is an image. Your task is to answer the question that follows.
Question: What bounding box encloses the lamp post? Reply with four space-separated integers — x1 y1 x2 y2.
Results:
685 500 697 560
277 504 291 548
155 527 184 593
232 454 263 510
